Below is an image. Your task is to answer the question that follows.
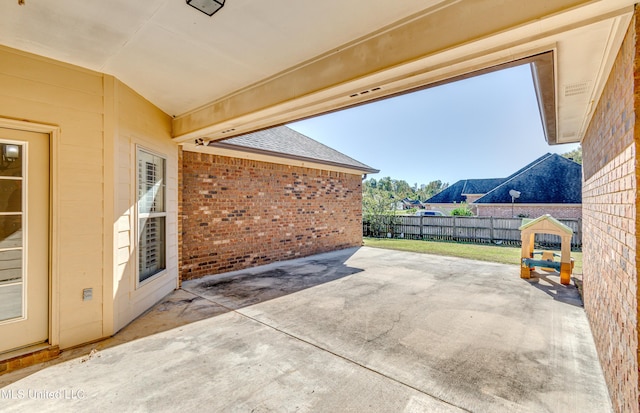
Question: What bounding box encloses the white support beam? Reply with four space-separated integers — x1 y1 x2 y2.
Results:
172 0 634 143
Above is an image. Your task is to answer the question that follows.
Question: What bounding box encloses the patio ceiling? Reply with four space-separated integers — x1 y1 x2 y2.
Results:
0 0 635 145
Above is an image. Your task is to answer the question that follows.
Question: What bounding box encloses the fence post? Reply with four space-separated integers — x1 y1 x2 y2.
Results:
453 216 457 241
490 217 494 243
420 215 424 239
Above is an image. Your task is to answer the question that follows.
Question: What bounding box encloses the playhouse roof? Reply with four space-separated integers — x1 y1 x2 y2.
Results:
519 214 573 235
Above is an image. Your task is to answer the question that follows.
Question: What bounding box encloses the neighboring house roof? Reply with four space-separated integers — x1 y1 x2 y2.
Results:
426 178 504 203
209 126 379 174
402 198 423 206
461 178 505 195
425 153 582 205
475 153 582 204
502 153 553 181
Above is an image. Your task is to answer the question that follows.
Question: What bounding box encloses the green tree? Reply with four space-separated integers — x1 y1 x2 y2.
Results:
416 180 448 201
362 186 397 237
394 179 414 199
561 146 582 164
377 176 393 192
363 176 452 236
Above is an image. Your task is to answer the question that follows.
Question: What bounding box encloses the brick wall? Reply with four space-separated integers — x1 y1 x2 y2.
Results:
178 146 184 287
582 13 638 413
421 203 461 215
475 204 582 219
180 150 364 280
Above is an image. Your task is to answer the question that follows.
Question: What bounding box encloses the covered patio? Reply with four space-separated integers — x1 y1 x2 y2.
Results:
1 1 639 409
1 247 610 412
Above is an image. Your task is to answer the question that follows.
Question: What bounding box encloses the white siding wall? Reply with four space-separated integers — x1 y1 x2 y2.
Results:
113 81 177 332
0 46 106 347
0 45 177 348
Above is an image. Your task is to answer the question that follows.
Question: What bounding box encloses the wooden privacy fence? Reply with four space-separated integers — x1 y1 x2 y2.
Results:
363 215 582 249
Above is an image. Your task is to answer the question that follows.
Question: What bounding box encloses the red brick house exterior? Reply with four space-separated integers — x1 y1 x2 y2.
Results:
581 12 639 413
179 126 377 281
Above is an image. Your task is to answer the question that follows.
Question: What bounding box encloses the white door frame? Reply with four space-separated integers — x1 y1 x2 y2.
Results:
0 117 58 348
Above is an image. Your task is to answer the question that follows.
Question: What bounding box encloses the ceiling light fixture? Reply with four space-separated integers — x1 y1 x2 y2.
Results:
186 0 225 16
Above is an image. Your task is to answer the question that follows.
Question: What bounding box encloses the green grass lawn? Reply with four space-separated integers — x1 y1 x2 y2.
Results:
364 237 583 274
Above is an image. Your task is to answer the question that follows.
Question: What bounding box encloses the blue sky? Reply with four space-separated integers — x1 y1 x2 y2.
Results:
288 64 579 187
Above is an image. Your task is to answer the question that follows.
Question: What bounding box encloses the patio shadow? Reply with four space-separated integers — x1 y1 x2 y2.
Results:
523 272 583 307
182 247 363 310
0 247 363 387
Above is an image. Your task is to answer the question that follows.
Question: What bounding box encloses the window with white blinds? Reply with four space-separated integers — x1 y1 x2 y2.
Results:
137 148 166 283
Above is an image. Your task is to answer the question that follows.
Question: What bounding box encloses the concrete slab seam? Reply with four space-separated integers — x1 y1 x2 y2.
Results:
186 288 472 413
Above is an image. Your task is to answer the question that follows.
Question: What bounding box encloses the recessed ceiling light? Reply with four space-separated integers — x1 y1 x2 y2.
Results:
186 0 225 17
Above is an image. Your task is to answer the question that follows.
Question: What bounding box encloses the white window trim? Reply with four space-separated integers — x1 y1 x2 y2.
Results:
135 145 167 289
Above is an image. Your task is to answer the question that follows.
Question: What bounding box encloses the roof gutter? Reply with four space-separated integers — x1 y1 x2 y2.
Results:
530 51 557 145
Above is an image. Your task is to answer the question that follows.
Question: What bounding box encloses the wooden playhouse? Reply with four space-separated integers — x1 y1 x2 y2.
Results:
519 214 574 285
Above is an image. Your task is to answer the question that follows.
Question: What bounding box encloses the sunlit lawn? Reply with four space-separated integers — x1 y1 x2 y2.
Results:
364 237 583 274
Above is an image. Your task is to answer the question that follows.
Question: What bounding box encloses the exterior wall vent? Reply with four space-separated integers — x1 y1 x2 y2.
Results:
350 87 382 98
564 81 590 97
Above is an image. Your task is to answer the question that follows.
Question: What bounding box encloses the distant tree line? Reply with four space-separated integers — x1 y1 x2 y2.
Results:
362 177 448 234
364 177 447 202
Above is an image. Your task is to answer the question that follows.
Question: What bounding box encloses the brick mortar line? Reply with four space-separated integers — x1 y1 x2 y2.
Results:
185 288 472 413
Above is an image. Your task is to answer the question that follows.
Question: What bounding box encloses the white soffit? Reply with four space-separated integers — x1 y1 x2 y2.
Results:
171 1 635 144
0 0 446 116
0 0 635 145
556 14 632 144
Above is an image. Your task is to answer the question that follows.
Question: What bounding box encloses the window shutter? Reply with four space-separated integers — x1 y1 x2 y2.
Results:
137 149 166 283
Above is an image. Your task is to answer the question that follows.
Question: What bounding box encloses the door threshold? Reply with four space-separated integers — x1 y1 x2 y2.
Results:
0 344 60 375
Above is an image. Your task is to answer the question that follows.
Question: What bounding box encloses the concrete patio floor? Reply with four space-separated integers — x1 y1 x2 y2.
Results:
0 247 611 412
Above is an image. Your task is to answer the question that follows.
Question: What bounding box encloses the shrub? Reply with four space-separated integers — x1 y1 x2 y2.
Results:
450 204 474 216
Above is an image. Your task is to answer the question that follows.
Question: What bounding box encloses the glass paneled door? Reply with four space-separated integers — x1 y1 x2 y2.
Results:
0 128 49 354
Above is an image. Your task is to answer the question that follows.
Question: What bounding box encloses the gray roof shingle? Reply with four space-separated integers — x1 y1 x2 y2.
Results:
461 178 506 194
426 153 582 205
209 126 379 173
426 178 504 203
474 153 582 204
